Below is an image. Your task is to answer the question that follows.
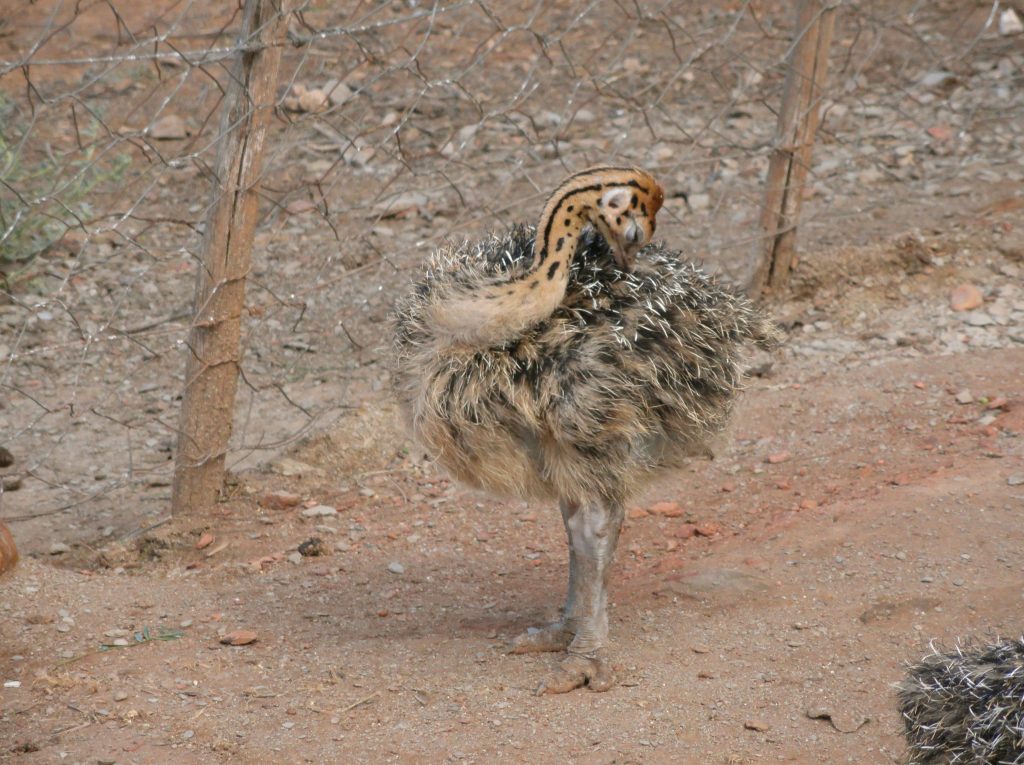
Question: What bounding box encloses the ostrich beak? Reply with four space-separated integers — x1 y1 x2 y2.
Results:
612 219 644 271
611 241 635 272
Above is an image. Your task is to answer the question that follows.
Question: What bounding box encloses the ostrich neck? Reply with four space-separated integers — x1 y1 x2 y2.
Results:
430 185 596 347
427 164 667 348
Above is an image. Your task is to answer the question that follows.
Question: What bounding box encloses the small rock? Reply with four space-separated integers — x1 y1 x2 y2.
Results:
688 193 711 212
376 191 429 219
270 458 323 478
297 537 328 557
387 561 405 575
949 284 983 312
744 720 770 732
536 110 561 128
49 542 71 555
285 200 317 216
1008 475 1024 486
297 88 328 113
220 630 258 646
963 312 995 327
195 532 214 550
148 114 188 140
694 522 720 537
999 8 1023 36
649 501 684 517
766 451 790 464
674 524 698 539
286 552 303 565
955 389 974 404
919 70 957 91
260 491 302 510
301 504 337 518
113 690 129 702
323 79 352 106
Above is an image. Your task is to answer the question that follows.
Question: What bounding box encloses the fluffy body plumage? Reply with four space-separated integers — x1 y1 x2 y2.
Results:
393 224 778 506
899 638 1024 765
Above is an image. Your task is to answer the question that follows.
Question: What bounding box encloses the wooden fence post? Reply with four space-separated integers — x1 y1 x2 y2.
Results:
749 0 838 297
171 0 291 516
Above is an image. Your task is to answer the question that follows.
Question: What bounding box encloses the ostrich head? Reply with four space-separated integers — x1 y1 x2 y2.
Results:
586 168 665 271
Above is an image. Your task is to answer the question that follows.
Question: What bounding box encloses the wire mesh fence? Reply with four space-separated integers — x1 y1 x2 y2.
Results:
1 0 1022 548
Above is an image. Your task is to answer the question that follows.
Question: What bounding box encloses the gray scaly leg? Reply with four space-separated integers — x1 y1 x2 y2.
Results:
509 498 582 654
536 498 624 694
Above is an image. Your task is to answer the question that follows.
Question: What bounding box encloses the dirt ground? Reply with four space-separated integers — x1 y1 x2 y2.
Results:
3 227 1024 763
3 1 1024 763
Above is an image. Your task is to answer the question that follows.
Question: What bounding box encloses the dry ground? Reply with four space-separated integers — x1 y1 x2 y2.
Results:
3 232 1024 764
2 2 1024 763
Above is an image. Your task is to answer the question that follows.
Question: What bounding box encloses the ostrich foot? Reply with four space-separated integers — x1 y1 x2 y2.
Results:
534 653 615 695
509 622 574 654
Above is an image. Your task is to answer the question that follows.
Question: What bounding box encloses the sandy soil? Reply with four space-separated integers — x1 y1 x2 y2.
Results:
3 232 1023 763
2 1 1024 763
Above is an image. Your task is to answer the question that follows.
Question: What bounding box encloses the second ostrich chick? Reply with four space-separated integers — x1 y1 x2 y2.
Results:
393 166 779 694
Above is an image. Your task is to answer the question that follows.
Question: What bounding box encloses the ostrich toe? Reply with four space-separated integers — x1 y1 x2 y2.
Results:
535 653 615 695
509 621 575 654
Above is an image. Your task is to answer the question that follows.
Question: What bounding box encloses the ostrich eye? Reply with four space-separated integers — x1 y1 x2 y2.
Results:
600 187 630 212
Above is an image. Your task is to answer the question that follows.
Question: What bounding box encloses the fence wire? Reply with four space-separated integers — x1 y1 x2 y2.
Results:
1 0 1022 548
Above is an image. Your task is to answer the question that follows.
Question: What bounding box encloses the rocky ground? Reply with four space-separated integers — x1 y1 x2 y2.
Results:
2 226 1023 764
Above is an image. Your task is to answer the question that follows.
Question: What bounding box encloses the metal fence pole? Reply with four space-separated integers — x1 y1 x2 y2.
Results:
170 0 291 516
749 0 839 297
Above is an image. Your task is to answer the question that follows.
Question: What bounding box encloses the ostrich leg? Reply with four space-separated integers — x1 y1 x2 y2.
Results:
510 498 582 653
512 497 625 694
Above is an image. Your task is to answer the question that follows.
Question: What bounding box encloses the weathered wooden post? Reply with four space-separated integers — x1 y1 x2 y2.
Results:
749 0 839 297
171 0 291 516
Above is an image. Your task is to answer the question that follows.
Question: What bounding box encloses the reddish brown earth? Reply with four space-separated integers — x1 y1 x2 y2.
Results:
3 245 1023 762
2 1 1023 763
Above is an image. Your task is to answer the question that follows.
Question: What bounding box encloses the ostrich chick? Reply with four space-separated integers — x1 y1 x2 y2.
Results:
899 638 1024 764
392 166 779 694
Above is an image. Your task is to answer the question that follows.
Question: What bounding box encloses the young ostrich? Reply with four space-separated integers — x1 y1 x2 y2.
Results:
392 166 779 694
899 638 1024 764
